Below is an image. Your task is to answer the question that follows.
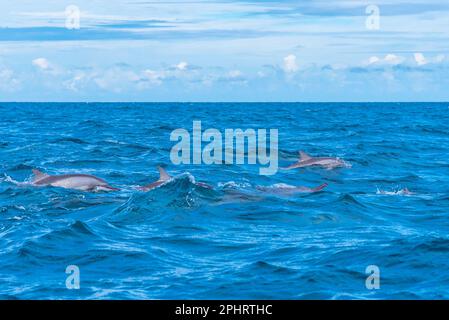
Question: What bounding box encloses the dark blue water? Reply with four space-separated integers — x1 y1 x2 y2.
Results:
1 103 449 299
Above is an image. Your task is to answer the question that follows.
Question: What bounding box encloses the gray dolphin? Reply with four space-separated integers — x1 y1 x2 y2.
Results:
31 169 119 192
281 151 349 170
256 183 328 195
138 166 214 192
138 166 172 191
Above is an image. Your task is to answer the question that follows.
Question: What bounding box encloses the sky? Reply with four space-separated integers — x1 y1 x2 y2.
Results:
0 0 448 102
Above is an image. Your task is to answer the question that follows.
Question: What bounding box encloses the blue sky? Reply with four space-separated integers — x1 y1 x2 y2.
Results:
0 0 448 101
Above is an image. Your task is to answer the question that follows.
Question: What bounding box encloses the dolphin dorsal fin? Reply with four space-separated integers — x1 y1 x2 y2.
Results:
299 151 312 162
158 166 171 181
32 169 49 181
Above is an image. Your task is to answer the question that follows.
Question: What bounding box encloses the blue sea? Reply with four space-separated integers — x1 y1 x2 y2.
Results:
1 102 449 300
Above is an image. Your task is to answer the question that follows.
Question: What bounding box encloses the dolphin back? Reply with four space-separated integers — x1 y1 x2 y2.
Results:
32 169 50 183
31 170 118 191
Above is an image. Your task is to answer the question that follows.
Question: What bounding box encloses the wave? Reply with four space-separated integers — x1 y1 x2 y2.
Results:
51 137 88 144
1 173 31 187
110 173 210 223
336 194 367 208
217 180 252 189
40 221 97 241
366 174 421 184
77 119 108 128
6 164 34 172
248 261 298 275
413 237 449 253
42 159 108 166
376 187 412 196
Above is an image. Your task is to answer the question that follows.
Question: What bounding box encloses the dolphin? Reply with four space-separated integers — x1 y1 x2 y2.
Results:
216 183 327 205
256 183 328 195
281 151 349 170
138 166 214 192
138 166 172 191
31 169 119 192
212 190 264 205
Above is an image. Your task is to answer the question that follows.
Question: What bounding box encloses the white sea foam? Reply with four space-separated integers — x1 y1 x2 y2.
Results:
218 181 252 189
2 174 30 186
376 187 412 196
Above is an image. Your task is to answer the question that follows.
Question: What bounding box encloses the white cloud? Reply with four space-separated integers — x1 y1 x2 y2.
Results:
143 69 165 85
384 54 404 65
368 53 445 68
176 61 188 71
94 67 140 92
414 53 428 66
0 68 20 92
63 69 98 92
228 70 243 78
63 73 86 91
367 56 380 65
366 54 405 66
32 58 50 70
211 69 247 84
283 54 299 73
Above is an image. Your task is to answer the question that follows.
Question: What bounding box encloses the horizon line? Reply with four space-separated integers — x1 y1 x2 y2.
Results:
1 101 448 104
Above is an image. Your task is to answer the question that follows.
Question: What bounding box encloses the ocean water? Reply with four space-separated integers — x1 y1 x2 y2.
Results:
0 102 449 300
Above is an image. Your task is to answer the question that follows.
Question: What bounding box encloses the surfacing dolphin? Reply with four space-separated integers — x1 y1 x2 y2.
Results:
282 151 349 170
256 183 328 195
31 169 119 192
138 166 172 191
138 166 214 192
